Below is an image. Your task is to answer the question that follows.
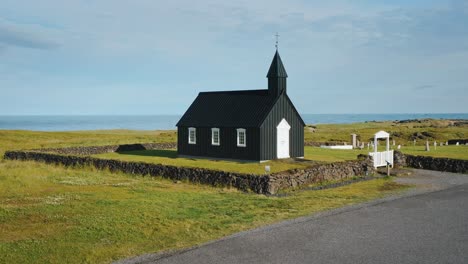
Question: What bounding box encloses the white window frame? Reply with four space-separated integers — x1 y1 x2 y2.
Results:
237 128 246 147
211 128 220 146
188 127 196 144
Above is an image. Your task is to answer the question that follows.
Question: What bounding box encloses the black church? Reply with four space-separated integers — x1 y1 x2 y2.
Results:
176 50 304 161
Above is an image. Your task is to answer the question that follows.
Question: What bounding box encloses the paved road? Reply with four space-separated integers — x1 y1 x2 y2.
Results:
120 170 468 264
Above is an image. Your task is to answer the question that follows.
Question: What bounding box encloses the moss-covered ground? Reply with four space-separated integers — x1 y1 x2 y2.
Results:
0 160 406 263
94 150 309 174
304 119 467 145
1 118 466 263
0 128 412 263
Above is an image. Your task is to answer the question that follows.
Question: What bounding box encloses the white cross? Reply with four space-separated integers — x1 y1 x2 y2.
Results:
275 32 280 50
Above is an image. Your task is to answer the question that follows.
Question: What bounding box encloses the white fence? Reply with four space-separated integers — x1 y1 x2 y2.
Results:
369 150 394 168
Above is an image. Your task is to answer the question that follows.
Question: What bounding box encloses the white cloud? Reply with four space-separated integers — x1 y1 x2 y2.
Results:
1 0 467 114
0 19 61 50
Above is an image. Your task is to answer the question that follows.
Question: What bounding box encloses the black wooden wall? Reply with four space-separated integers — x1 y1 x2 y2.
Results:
259 94 304 160
177 126 261 160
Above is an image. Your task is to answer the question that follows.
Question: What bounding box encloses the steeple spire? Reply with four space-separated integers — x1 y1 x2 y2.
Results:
267 50 288 78
267 50 288 97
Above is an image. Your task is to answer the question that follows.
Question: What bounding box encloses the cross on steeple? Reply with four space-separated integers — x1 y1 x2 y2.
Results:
267 44 288 97
275 32 280 50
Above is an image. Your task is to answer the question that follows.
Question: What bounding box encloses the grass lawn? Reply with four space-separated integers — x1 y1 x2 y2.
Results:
0 160 407 263
304 147 369 162
303 145 468 161
0 130 177 156
304 145 468 162
304 119 467 145
93 147 370 174
0 129 410 263
3 121 466 263
94 150 310 174
401 145 468 160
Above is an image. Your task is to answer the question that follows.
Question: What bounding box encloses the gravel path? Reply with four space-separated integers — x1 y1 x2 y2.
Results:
394 169 468 192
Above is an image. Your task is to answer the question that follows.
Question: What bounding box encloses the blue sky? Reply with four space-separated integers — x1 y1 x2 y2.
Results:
1 0 467 115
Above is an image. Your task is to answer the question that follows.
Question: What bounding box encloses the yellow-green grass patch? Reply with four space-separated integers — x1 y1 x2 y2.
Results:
0 159 408 263
304 119 467 145
304 147 369 162
401 145 468 160
0 130 176 157
93 146 376 174
93 149 308 174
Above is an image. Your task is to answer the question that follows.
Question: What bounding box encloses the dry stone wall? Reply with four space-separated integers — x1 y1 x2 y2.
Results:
304 141 348 147
4 151 269 194
393 150 468 174
4 147 375 194
447 139 468 145
33 143 177 156
7 141 467 193
268 158 375 194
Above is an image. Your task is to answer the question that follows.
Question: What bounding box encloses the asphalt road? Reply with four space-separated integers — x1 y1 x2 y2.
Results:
120 170 468 264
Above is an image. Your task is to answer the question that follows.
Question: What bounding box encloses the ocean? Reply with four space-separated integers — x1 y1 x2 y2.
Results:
0 114 467 131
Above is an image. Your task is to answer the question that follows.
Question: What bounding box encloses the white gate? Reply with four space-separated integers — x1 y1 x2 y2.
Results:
277 118 290 159
369 150 394 168
369 131 393 168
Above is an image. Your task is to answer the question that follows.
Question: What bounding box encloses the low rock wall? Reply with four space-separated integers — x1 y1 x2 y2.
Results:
33 142 177 156
393 151 407 167
36 141 354 154
393 150 468 173
4 150 375 195
304 141 348 147
268 158 375 194
4 151 269 194
447 139 468 145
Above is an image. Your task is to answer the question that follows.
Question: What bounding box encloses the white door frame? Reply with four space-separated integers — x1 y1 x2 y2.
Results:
277 118 291 159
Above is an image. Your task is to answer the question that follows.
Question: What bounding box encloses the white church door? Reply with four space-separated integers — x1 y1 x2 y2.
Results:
277 118 291 159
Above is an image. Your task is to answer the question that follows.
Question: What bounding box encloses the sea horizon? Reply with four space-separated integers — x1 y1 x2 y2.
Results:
0 113 467 131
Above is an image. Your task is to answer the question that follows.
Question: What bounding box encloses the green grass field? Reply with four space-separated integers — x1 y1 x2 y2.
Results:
1 119 466 263
0 130 177 157
400 145 468 160
0 128 410 263
304 147 369 162
94 149 309 174
304 119 467 145
0 160 406 263
93 147 371 174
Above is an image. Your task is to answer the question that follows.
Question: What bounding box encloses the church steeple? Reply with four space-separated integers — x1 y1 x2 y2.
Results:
267 50 288 97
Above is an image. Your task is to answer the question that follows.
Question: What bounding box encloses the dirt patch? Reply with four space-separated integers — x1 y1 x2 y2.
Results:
378 181 407 192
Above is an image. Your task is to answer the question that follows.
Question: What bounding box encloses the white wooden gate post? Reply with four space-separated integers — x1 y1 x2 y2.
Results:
374 136 378 153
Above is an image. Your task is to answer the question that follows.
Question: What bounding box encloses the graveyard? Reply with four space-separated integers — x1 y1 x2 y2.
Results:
91 118 468 173
92 147 373 174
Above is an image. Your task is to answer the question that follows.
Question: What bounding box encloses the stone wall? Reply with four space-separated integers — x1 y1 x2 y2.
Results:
447 139 468 145
304 141 348 147
393 150 407 167
393 150 468 174
267 158 375 194
33 142 177 156
4 150 269 194
4 150 374 195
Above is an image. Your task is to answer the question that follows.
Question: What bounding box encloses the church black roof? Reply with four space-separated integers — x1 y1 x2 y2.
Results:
176 89 278 127
267 50 288 78
176 50 304 128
